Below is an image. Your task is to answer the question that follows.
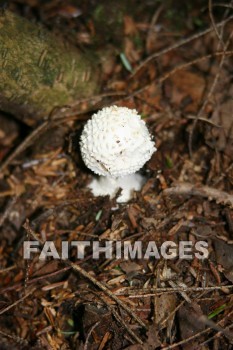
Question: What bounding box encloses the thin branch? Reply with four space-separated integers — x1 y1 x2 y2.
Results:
97 293 143 345
131 15 233 77
0 196 18 227
162 182 233 208
115 285 233 296
213 3 233 9
186 115 221 127
120 50 233 104
0 287 36 316
208 0 225 48
0 120 50 176
146 4 164 53
83 321 100 350
67 261 147 330
161 310 233 350
198 324 233 347
188 4 233 156
158 50 233 84
0 330 28 347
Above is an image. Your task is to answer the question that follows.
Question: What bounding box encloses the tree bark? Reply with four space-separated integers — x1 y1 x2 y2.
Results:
0 10 100 125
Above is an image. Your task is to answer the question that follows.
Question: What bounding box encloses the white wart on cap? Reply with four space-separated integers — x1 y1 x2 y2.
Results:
80 105 156 202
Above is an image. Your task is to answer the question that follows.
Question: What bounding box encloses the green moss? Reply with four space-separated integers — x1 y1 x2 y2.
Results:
0 11 99 124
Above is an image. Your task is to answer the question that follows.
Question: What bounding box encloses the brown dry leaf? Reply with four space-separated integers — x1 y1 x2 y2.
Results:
214 239 233 283
123 345 144 350
123 15 141 65
107 274 126 285
32 260 62 278
154 293 177 328
178 303 207 350
139 83 162 116
124 37 141 63
120 261 142 275
47 333 65 350
146 30 158 55
168 69 205 112
107 80 127 91
53 4 82 19
99 46 117 77
0 113 19 147
124 16 138 36
209 96 233 151
82 304 112 340
146 324 161 349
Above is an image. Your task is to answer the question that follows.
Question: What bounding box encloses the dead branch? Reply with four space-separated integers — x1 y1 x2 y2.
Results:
131 14 233 77
188 2 233 156
162 182 233 208
67 261 147 330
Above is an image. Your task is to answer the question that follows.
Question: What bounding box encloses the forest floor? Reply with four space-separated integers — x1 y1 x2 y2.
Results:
0 0 233 349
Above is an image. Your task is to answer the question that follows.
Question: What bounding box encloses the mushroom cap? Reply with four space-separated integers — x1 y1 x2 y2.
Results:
80 106 156 177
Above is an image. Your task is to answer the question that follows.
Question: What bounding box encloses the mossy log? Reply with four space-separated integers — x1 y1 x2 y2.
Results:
0 10 100 125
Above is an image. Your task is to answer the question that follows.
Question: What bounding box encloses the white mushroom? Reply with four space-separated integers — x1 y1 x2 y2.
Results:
80 105 156 202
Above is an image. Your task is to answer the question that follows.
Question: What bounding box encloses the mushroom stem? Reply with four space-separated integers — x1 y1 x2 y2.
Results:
88 173 146 203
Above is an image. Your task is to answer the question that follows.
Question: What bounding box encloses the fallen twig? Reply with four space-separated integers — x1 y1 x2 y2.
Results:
97 293 143 345
115 285 233 296
162 182 233 208
83 321 100 350
0 287 36 316
120 50 233 105
0 330 28 347
131 14 233 77
161 309 233 349
67 261 147 330
188 4 233 156
0 196 18 227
